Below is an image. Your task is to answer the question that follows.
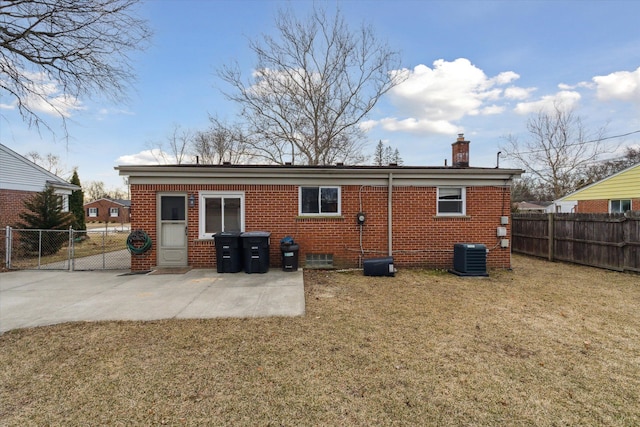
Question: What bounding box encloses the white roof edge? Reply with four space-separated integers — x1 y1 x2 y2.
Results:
115 165 523 180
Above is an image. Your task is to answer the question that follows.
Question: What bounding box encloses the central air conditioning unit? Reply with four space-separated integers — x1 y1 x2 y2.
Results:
449 243 488 277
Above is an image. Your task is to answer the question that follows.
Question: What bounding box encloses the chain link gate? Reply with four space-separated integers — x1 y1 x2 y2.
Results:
4 226 131 271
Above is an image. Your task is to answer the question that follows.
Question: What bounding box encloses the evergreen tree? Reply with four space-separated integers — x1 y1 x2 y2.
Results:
384 145 394 165
69 170 86 231
374 140 385 166
392 148 404 166
16 188 75 255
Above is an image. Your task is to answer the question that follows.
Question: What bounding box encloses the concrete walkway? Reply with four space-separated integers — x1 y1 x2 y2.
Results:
0 268 305 334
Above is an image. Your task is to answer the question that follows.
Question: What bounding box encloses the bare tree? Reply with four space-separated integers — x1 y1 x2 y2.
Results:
219 6 403 165
192 116 253 165
502 103 610 199
147 124 194 165
25 151 69 177
84 180 107 202
577 146 640 187
0 0 151 133
372 140 403 166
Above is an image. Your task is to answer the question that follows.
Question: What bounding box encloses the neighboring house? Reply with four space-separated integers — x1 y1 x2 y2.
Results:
545 200 577 213
550 163 640 214
514 201 552 213
0 143 79 230
116 135 523 272
84 198 131 224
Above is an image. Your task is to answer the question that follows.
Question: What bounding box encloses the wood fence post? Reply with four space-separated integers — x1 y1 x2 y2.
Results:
548 212 554 261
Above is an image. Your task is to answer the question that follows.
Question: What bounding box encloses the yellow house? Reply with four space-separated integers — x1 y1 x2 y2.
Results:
551 163 640 213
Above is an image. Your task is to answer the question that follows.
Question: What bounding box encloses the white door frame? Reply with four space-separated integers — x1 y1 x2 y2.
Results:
156 193 188 267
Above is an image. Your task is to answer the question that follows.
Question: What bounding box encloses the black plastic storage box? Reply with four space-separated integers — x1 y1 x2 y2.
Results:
241 231 271 273
214 232 243 273
363 257 395 277
450 243 488 276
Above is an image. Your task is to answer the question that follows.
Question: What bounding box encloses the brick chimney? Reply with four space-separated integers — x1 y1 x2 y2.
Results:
452 133 470 167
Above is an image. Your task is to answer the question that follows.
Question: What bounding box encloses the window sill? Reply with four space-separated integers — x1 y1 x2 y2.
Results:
433 215 471 220
296 215 344 222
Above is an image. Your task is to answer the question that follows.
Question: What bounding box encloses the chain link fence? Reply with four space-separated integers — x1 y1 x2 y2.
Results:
4 227 130 271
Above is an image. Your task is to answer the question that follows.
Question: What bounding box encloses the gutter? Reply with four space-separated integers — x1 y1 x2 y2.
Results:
388 172 393 257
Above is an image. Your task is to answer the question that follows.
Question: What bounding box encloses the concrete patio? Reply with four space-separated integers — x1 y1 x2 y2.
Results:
0 268 305 334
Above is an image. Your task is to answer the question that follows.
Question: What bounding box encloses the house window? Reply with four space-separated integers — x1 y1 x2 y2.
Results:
110 207 119 217
299 186 340 215
610 199 631 213
437 187 466 215
61 195 70 212
199 192 244 238
88 207 98 217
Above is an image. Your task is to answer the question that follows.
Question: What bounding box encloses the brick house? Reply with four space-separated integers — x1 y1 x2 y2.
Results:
0 143 79 231
116 135 523 272
550 163 640 214
84 198 131 224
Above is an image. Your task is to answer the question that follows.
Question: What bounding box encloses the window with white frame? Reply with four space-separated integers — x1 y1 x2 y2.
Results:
60 195 70 212
88 207 98 217
110 207 119 217
610 199 631 213
199 192 244 238
299 186 341 215
437 187 466 215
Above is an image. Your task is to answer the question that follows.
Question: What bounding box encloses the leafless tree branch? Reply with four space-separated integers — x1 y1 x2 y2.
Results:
0 0 151 135
501 102 613 199
218 5 403 165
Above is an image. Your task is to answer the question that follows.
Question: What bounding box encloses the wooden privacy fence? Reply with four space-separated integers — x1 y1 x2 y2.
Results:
512 212 640 273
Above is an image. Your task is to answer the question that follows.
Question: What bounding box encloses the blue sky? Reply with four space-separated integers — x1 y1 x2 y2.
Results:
2 0 639 191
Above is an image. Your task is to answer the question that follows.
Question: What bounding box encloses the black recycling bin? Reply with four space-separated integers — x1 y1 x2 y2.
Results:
281 243 299 272
214 232 243 273
363 256 395 277
241 231 271 273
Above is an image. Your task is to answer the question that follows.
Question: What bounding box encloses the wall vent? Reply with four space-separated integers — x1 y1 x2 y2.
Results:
450 243 488 277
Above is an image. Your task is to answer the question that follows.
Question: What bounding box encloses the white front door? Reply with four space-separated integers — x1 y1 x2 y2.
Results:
157 194 187 267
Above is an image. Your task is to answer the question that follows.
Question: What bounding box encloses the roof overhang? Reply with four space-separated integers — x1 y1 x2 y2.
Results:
46 180 80 195
116 165 523 187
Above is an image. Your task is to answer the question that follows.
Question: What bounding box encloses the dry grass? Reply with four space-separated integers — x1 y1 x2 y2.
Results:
1 255 639 426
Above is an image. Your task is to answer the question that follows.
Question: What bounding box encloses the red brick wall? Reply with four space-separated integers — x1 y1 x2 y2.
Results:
0 189 36 229
129 183 513 271
576 198 640 213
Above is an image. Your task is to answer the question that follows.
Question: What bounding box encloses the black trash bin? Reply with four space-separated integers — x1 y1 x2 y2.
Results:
281 243 299 272
241 231 271 273
214 232 243 273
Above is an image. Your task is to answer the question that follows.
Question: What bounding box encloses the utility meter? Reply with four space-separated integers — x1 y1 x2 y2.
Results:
356 212 366 225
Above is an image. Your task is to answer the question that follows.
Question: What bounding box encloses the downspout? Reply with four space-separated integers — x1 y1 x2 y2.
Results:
388 172 393 257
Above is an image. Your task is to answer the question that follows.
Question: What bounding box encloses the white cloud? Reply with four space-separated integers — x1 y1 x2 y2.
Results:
504 86 536 100
359 119 377 132
592 66 640 103
480 105 505 115
116 149 169 165
377 58 531 135
558 81 592 91
378 117 458 135
514 90 581 115
4 69 84 117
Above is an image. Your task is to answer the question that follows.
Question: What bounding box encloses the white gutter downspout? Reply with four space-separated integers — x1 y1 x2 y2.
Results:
388 172 393 257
